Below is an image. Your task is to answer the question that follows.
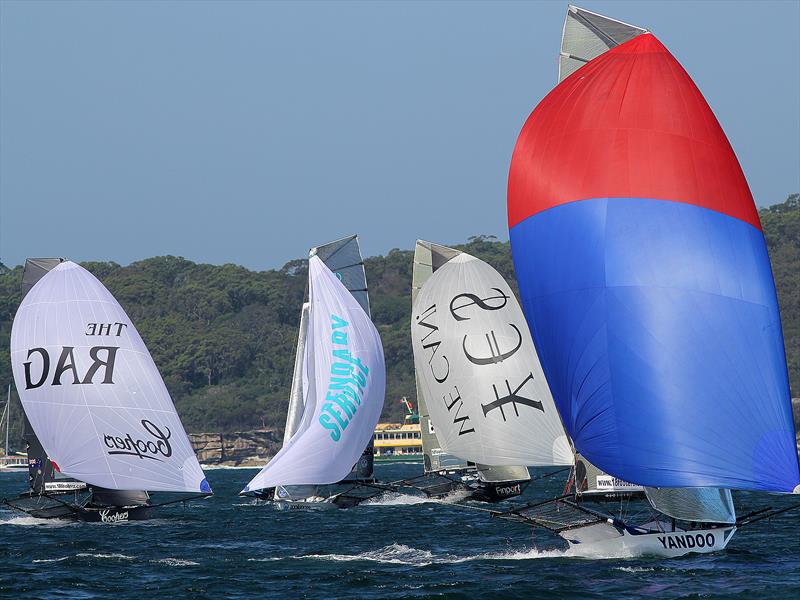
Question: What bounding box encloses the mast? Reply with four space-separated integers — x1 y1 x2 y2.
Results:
5 385 9 457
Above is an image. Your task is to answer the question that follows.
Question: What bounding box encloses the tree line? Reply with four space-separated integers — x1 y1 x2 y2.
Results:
1 195 798 448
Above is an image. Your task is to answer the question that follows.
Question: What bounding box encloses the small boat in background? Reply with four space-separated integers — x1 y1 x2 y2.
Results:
0 385 27 471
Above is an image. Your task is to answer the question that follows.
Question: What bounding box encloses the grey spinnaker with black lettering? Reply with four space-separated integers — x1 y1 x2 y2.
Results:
411 249 571 468
312 235 376 481
10 260 211 493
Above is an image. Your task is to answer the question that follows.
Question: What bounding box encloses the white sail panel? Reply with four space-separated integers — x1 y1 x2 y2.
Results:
10 262 210 493
411 253 572 467
645 487 736 524
243 256 385 491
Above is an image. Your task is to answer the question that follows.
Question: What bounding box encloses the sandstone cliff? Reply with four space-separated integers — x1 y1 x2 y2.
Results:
189 429 282 467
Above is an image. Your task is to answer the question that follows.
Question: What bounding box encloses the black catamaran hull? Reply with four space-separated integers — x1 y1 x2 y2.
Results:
3 492 150 522
399 472 529 502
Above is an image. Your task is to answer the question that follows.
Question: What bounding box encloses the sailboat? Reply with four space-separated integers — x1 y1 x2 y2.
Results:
5 259 211 522
0 386 28 471
496 5 800 556
403 240 570 502
241 236 386 509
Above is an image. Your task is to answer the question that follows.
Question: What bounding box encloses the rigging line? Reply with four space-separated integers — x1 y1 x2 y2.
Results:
736 502 800 528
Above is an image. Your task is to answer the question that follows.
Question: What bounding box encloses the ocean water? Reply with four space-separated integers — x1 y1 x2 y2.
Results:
1 464 799 599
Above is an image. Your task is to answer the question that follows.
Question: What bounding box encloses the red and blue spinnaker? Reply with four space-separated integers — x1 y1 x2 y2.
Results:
508 33 799 492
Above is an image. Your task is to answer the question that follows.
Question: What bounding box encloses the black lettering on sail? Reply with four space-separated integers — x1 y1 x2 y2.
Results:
52 347 81 386
443 386 475 436
416 303 449 383
482 372 544 420
449 288 509 322
81 346 119 384
462 324 523 365
23 348 50 389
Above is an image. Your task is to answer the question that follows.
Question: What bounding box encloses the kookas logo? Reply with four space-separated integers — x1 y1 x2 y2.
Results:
103 419 173 462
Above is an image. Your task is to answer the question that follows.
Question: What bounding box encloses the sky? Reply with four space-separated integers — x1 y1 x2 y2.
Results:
1 1 798 271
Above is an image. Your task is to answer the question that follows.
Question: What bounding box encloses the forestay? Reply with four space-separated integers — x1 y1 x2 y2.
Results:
243 257 385 491
10 261 210 493
645 487 736 525
411 253 572 467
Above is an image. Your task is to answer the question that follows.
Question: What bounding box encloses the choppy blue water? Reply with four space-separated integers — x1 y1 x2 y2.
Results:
1 464 799 599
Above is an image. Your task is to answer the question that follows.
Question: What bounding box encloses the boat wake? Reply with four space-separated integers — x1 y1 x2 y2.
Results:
297 543 577 566
361 493 429 506
362 489 471 507
0 515 73 528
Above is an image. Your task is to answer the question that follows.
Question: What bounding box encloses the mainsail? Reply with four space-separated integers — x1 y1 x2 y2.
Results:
645 487 736 525
243 256 385 491
507 27 800 492
559 4 647 82
10 261 210 493
411 241 468 472
411 252 572 467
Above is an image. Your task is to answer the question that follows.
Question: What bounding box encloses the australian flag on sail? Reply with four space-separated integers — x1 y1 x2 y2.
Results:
507 34 800 493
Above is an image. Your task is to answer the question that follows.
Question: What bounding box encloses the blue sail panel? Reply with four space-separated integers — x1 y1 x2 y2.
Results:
510 197 799 492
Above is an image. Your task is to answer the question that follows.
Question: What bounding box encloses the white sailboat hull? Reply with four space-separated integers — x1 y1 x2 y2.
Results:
560 521 737 558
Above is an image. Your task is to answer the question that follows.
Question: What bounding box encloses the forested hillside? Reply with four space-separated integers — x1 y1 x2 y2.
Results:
1 196 798 446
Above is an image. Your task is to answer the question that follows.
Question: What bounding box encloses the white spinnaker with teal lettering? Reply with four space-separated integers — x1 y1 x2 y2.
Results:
10 261 210 493
411 253 572 467
243 256 385 491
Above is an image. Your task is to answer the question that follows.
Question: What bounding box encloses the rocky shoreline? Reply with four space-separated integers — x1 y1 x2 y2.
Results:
189 429 283 468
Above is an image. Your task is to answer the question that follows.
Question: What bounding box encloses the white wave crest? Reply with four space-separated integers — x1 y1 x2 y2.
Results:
76 553 136 561
361 493 430 506
154 557 199 566
32 556 70 563
0 516 72 528
296 543 575 566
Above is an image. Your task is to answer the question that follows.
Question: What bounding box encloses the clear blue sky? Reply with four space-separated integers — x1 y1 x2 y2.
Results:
1 1 798 270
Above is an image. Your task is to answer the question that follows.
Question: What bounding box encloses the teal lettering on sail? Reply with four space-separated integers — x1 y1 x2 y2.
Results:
319 314 370 442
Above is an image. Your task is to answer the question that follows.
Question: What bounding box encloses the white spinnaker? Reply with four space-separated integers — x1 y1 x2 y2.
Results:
645 487 736 524
244 256 385 491
10 261 210 493
411 254 572 467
